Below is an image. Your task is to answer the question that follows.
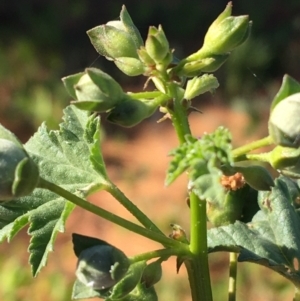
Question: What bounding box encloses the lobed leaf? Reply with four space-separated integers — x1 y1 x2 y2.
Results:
0 105 109 276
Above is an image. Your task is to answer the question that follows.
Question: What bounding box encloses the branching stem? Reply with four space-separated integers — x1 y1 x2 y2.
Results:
38 177 184 249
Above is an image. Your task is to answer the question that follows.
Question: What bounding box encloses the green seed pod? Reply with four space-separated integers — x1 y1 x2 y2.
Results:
269 93 300 147
76 244 130 290
107 96 160 127
0 125 39 201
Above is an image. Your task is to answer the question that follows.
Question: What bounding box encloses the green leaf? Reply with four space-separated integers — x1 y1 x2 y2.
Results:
166 127 232 205
271 74 300 111
208 177 300 285
0 105 109 276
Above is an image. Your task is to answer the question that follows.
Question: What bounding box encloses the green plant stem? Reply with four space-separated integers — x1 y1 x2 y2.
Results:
228 252 238 301
168 83 191 144
106 182 164 235
232 136 274 161
187 191 213 301
38 177 183 249
129 247 188 263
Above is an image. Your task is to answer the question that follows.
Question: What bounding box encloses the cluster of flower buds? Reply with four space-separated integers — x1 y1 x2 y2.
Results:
87 6 173 77
0 124 39 201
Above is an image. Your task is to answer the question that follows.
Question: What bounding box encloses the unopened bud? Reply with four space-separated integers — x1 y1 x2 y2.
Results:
269 93 300 147
0 125 39 201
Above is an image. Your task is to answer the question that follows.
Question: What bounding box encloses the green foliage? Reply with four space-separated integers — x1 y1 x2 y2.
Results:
0 106 108 276
1 3 300 301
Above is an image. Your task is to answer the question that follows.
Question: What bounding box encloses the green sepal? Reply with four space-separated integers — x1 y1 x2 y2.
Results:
73 233 130 291
62 72 85 100
114 57 146 76
141 260 163 288
12 157 39 199
270 74 300 111
108 261 146 299
0 125 39 201
268 93 300 147
233 165 274 191
107 97 161 127
71 68 125 112
145 25 170 64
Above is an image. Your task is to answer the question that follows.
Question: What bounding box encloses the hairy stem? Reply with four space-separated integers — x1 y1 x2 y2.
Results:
106 182 164 235
232 135 274 161
187 191 213 301
168 83 191 144
129 247 188 263
38 177 183 249
228 252 238 301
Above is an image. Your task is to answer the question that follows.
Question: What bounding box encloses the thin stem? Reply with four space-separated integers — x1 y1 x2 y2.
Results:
232 136 274 161
38 177 182 249
228 252 238 301
127 91 163 99
129 247 188 263
187 191 213 301
106 182 164 235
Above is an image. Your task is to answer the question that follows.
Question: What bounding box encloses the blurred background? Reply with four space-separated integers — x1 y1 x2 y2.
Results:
1 0 300 300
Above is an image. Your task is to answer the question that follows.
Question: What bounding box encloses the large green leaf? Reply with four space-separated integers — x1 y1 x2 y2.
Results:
208 177 300 285
0 105 108 276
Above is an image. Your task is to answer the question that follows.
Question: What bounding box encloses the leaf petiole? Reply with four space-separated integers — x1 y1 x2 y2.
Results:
37 177 182 249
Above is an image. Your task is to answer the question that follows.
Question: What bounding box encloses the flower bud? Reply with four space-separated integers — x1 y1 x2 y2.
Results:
87 6 145 76
184 74 219 100
200 3 250 55
107 95 163 127
63 68 125 112
76 244 130 290
269 93 300 147
145 25 170 64
0 124 39 201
